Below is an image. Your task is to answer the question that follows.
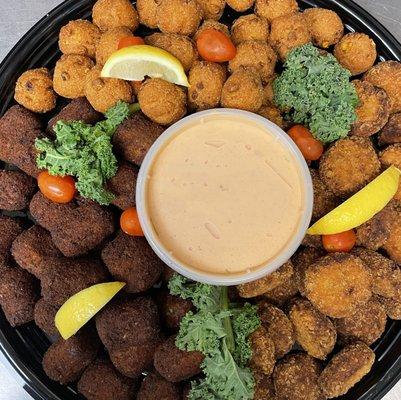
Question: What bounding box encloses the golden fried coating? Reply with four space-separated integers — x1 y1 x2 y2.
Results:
229 41 276 83
318 136 381 197
145 33 198 72
221 70 264 112
377 295 401 320
258 104 284 128
255 0 298 23
262 272 299 306
382 207 401 264
249 326 276 376
379 113 401 146
92 0 139 32
303 8 344 48
262 77 275 105
96 27 133 65
351 80 390 137
138 78 187 125
319 342 375 398
226 0 254 12
84 66 133 113
380 144 401 202
304 253 372 318
59 19 101 59
188 61 226 110
302 233 323 249
237 261 293 298
14 68 56 113
136 0 159 29
334 33 376 76
194 20 230 41
231 14 269 45
156 0 202 36
273 353 323 400
196 0 226 20
269 13 311 61
254 372 276 400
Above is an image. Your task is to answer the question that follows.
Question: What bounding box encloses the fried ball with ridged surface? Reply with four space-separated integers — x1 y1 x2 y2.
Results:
269 13 311 61
194 20 230 41
136 0 159 29
382 207 401 264
380 144 401 203
138 78 186 125
231 14 269 45
319 342 375 398
96 27 133 65
318 136 381 197
59 19 101 59
137 372 181 400
262 272 299 306
379 113 401 146
197 0 226 20
0 217 24 269
255 0 298 22
273 353 323 400
0 170 36 211
258 104 284 128
226 0 254 12
34 298 59 337
304 253 372 318
303 8 344 48
156 0 202 36
145 33 198 72
289 298 336 360
92 0 139 32
249 326 276 376
15 68 56 113
377 295 401 320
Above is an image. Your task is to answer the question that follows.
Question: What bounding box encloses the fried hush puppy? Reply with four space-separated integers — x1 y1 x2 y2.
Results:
136 0 159 29
137 372 181 400
196 0 226 20
15 68 56 113
382 207 401 264
262 271 299 306
0 216 24 268
226 0 254 12
231 14 269 45
262 77 275 105
0 170 36 211
34 297 59 337
96 27 133 65
377 295 401 320
255 0 299 23
258 104 284 128
302 233 324 249
319 136 381 198
304 253 372 318
319 342 375 398
138 78 186 125
194 20 230 41
380 144 401 202
249 326 276 376
379 113 401 146
254 372 276 400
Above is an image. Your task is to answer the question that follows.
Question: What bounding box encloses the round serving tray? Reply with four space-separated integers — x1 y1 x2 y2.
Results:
0 1 401 399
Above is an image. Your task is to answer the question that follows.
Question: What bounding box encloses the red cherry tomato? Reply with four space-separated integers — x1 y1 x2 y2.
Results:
287 125 324 161
38 171 76 204
196 29 237 62
322 230 357 253
120 207 144 236
118 36 145 50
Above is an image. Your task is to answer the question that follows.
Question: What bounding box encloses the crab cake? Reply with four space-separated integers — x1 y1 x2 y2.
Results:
258 104 284 128
289 299 336 360
0 170 36 211
188 61 226 110
319 136 381 197
303 8 344 49
14 68 56 113
231 14 269 45
92 0 139 32
196 0 226 20
34 298 59 337
379 113 401 146
249 326 276 376
269 13 311 61
226 0 254 12
96 27 133 65
221 70 264 112
137 372 181 400
0 216 24 268
136 0 159 29
59 19 101 59
380 144 401 202
377 295 401 320
138 78 186 125
304 253 372 318
262 272 299 306
194 20 230 41
156 0 202 36
255 0 298 22
145 33 198 72
319 342 375 398
382 209 401 264
273 353 323 400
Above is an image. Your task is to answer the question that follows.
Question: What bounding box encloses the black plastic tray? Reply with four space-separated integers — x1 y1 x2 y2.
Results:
1 0 401 399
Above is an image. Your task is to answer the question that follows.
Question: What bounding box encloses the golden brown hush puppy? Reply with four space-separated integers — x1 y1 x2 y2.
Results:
261 75 275 105
196 0 226 20
254 373 276 400
258 104 284 128
379 113 401 146
382 208 401 264
136 0 159 29
380 144 401 202
377 295 401 320
226 0 254 12
231 14 269 45
194 20 231 41
255 0 298 23
262 273 299 306
249 326 276 376
96 27 133 66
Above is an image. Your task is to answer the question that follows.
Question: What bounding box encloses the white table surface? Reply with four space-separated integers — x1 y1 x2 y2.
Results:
0 0 401 399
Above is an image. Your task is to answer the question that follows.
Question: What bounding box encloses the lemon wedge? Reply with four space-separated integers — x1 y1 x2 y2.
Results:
308 166 401 235
55 282 125 340
101 45 189 87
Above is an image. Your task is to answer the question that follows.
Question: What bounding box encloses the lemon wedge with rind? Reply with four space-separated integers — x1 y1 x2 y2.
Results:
101 45 189 87
308 166 401 235
55 282 125 340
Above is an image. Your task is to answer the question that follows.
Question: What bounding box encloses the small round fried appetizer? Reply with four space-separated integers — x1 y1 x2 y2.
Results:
255 0 299 23
378 295 401 320
231 14 269 45
249 326 276 376
136 0 159 29
96 27 133 65
0 170 36 211
379 113 401 146
226 0 254 12
262 78 275 105
137 372 181 400
254 372 276 400
258 104 284 128
194 20 230 41
382 208 401 264
262 272 299 306
196 0 226 20
34 298 59 337
380 144 401 203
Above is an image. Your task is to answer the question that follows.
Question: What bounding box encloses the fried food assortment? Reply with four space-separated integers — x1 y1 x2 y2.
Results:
0 170 36 211
96 27 133 65
196 0 226 21
255 0 299 22
136 0 159 29
231 14 269 45
226 0 255 12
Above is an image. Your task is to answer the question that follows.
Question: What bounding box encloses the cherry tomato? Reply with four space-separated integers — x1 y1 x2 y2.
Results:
118 36 145 50
120 207 144 236
322 230 357 253
38 171 76 204
196 29 237 62
287 125 324 161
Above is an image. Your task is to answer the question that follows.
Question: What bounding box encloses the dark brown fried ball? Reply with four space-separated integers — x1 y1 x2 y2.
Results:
196 0 226 20
96 27 133 65
319 342 375 398
154 335 204 382
273 353 323 400
92 0 139 32
59 19 101 59
43 328 100 384
137 372 181 400
258 104 284 128
194 20 230 41
382 207 401 264
249 326 276 376
156 0 202 36
380 144 401 203
231 14 269 46
302 233 323 249
161 265 177 284
351 80 390 137
303 8 344 48
0 216 24 268
136 0 159 28
15 68 56 113
379 113 401 146
226 0 254 12
254 372 276 400
304 253 372 318
262 272 299 306
221 70 264 112
289 298 336 360
318 136 381 197
255 0 298 22
0 170 36 211
34 297 59 337
377 295 401 320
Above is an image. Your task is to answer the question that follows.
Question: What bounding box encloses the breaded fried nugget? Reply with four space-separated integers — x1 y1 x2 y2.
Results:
289 299 336 360
188 61 226 110
0 170 36 211
319 136 380 197
138 78 186 125
0 216 24 268
249 326 276 376
255 0 298 22
274 353 323 400
380 144 401 202
319 342 375 398
221 70 264 112
269 13 311 61
254 372 276 400
262 272 299 306
379 113 401 146
258 104 284 128
304 253 372 318
136 0 159 29
262 77 275 105
196 0 226 20
138 372 181 400
226 0 254 12
34 298 59 337
351 80 390 137
15 68 56 113
302 233 323 249
96 27 133 65
231 14 269 45
304 8 344 48
194 20 230 41
382 208 401 264
377 295 401 320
